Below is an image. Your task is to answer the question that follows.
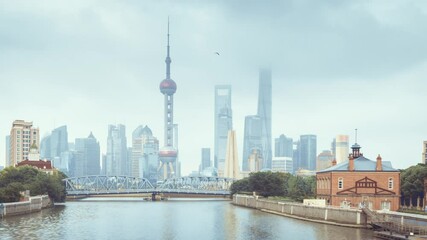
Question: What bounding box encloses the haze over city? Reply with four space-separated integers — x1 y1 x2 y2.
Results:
1 0 426 175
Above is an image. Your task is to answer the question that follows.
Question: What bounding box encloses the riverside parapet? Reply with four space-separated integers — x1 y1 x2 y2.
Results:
233 194 367 227
1 195 51 217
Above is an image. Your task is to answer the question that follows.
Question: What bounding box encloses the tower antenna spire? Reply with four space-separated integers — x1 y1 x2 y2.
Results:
355 128 358 144
165 16 171 79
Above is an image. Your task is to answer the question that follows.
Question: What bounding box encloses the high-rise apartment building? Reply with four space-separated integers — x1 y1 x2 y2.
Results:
257 68 272 169
106 124 128 176
299 135 317 171
423 141 427 164
275 134 293 158
5 135 10 167
200 148 211 172
242 115 263 171
214 85 232 172
75 132 100 176
335 135 349 164
9 120 40 166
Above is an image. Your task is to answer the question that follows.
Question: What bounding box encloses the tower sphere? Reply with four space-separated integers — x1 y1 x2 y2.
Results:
160 78 177 95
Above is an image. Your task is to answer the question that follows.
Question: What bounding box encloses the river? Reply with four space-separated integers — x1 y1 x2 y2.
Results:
0 198 374 240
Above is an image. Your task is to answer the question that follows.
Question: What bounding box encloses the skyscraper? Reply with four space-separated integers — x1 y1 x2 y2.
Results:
106 124 128 176
158 20 178 180
9 120 40 166
131 125 159 182
224 130 240 179
214 85 232 172
40 135 51 160
200 148 211 172
242 115 263 171
75 132 100 176
257 68 272 169
335 135 349 164
299 135 317 171
5 135 10 167
50 126 68 160
275 134 293 158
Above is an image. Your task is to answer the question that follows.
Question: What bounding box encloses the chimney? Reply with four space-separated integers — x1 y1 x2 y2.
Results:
348 154 355 171
332 158 337 166
376 154 382 171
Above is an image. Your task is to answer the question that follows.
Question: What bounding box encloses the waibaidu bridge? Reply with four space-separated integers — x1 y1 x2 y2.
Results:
63 175 234 200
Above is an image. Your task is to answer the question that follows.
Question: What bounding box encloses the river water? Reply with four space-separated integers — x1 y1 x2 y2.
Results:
0 198 374 240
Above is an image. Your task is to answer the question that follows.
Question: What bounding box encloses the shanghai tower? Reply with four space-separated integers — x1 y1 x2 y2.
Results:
158 20 178 180
257 68 272 169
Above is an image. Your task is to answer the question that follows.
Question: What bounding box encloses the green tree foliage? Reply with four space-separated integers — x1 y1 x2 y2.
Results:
229 171 315 200
400 163 427 206
0 166 67 203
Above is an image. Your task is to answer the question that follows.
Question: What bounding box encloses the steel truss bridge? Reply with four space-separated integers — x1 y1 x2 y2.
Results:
63 175 233 197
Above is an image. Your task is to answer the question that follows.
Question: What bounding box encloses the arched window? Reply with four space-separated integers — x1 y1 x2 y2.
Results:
338 177 343 189
388 177 393 189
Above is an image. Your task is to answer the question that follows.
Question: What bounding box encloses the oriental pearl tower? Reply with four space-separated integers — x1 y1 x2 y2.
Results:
158 19 178 180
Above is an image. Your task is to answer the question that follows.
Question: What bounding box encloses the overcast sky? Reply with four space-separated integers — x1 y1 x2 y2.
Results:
1 0 426 174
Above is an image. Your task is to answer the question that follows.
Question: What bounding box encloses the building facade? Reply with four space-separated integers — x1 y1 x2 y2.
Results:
200 148 211 172
74 132 100 176
275 134 293 158
423 141 427 164
272 157 293 174
214 85 232 172
299 134 317 171
5 135 10 167
223 130 240 179
242 115 263 171
257 68 272 170
335 135 349 164
316 150 334 171
9 120 40 166
106 124 128 176
316 144 400 211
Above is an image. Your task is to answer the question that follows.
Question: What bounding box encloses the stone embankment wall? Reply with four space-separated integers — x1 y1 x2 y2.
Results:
233 194 367 226
1 195 51 217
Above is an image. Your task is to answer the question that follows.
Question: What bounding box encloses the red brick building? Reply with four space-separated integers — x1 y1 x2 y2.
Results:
316 143 400 211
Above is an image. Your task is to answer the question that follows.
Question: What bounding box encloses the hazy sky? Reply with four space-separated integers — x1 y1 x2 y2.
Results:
1 0 426 174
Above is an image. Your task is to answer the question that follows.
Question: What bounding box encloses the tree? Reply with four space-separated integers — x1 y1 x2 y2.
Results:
0 166 67 203
400 164 427 207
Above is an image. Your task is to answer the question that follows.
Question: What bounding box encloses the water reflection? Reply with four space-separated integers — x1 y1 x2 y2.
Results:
0 199 373 240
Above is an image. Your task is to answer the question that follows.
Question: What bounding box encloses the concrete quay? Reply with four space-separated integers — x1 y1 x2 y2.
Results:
232 194 367 228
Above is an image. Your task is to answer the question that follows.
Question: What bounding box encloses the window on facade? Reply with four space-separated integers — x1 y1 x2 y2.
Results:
388 178 393 189
338 178 343 189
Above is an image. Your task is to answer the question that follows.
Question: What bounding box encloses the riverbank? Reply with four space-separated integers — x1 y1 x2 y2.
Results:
232 194 367 228
1 195 51 218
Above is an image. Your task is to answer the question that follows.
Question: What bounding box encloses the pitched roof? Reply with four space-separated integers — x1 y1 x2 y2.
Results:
318 156 398 173
17 160 53 170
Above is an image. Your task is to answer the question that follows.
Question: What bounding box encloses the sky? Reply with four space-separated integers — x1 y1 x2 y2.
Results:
1 0 426 174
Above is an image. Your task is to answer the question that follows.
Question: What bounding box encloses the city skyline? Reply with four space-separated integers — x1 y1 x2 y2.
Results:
1 1 426 174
